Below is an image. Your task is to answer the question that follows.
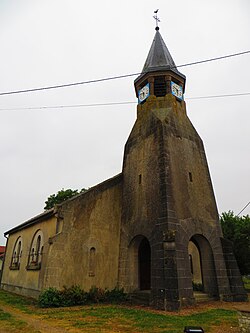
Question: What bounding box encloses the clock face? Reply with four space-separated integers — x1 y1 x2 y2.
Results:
171 82 183 100
138 83 150 104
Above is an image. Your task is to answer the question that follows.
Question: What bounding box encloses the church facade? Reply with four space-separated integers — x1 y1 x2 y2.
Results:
1 28 247 310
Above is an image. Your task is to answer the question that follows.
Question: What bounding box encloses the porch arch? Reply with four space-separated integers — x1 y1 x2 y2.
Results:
128 235 151 291
188 234 218 297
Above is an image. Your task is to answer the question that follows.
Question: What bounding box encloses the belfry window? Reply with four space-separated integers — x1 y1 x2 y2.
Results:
154 76 166 97
27 230 44 270
10 237 22 270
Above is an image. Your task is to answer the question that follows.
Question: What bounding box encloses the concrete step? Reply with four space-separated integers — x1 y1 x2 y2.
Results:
194 291 214 303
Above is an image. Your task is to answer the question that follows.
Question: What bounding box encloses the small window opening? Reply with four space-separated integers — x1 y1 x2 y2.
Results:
189 172 193 182
189 254 194 274
139 174 142 184
89 247 96 277
154 76 166 97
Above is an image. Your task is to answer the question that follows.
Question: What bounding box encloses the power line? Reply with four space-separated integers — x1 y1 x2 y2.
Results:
237 201 250 216
0 101 136 111
187 91 250 100
177 50 250 68
0 73 140 97
0 91 249 111
0 50 250 97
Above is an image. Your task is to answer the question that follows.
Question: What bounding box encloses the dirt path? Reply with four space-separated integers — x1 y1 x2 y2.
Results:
0 302 70 333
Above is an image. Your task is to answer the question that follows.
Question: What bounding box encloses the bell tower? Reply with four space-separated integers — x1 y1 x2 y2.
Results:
118 26 247 310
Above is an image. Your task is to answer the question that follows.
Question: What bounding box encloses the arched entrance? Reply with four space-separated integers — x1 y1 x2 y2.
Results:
188 235 218 297
138 238 151 290
128 235 151 291
188 240 203 290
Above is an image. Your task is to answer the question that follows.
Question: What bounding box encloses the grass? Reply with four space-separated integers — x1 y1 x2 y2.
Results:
0 289 242 333
71 306 238 332
40 304 239 333
0 307 27 331
0 289 36 313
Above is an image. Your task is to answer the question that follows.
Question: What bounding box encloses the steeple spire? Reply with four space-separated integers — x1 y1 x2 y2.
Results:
134 26 186 101
141 29 185 80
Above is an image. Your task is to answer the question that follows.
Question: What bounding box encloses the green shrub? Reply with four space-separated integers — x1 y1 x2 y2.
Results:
88 286 106 303
38 287 62 308
38 285 127 308
243 276 250 291
105 287 127 303
61 285 88 306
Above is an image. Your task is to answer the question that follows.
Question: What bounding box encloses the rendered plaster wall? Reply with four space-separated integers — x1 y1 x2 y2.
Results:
43 175 122 292
1 216 57 298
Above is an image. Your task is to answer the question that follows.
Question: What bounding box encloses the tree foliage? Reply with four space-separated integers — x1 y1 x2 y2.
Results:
44 188 87 210
220 211 250 275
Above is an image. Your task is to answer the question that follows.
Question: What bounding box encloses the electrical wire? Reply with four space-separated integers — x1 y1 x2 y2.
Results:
0 73 140 97
0 50 250 97
177 50 250 68
0 101 136 111
0 91 249 111
186 91 250 100
237 201 250 216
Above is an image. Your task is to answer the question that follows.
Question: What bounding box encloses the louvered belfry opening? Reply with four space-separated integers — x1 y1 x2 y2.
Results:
154 76 166 97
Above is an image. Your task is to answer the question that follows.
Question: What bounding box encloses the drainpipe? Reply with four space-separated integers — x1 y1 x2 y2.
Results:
0 234 9 287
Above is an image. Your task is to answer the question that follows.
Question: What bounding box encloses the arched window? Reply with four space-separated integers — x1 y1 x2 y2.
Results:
27 230 44 270
89 247 96 277
10 237 22 270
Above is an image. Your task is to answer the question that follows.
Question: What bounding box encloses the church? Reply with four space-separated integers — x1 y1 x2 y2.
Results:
0 26 247 311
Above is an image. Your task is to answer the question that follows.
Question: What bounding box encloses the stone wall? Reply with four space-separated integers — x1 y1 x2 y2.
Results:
238 309 250 333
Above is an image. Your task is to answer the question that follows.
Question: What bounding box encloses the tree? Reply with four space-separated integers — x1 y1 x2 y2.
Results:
220 211 250 275
44 188 87 210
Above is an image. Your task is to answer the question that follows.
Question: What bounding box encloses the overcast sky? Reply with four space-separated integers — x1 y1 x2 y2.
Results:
0 0 249 245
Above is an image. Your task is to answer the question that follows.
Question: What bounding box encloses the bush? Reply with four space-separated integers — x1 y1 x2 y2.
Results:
38 285 127 308
88 286 106 303
38 287 62 308
60 285 88 306
243 276 250 291
105 287 127 303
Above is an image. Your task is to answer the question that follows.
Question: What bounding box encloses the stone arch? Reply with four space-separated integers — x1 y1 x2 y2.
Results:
128 235 151 291
188 234 218 297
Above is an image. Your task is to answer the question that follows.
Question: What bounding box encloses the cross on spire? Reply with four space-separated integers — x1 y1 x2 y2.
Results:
153 9 160 30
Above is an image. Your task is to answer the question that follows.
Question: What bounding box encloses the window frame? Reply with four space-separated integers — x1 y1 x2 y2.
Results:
10 236 22 270
26 230 44 271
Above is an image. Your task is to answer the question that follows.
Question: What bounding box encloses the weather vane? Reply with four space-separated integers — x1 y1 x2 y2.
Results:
153 9 160 30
